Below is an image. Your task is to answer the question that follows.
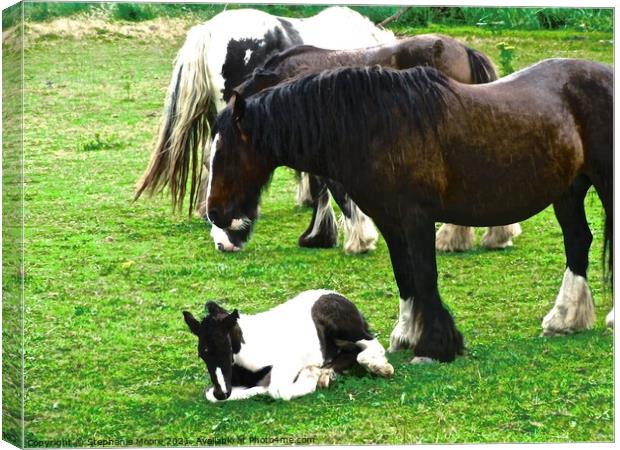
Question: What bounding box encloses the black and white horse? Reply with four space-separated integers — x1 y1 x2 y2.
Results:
134 6 395 252
183 290 393 402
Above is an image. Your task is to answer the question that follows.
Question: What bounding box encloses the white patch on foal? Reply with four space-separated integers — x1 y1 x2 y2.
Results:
542 268 595 336
243 49 253 64
389 298 422 353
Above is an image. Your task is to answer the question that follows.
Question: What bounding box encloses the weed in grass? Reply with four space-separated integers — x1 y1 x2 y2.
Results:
76 133 121 152
497 42 516 75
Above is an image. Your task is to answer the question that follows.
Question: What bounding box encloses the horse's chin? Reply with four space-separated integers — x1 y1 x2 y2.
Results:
210 225 242 252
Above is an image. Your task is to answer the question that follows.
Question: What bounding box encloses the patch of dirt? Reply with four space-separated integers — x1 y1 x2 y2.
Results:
4 16 195 49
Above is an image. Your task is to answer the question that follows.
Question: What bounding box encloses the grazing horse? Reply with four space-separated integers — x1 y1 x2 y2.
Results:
205 59 613 363
210 34 521 253
133 7 395 242
183 290 393 402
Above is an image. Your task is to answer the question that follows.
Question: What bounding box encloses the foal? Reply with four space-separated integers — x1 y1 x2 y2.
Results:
183 290 393 402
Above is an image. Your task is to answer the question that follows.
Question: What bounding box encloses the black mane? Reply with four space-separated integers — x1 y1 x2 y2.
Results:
216 65 454 178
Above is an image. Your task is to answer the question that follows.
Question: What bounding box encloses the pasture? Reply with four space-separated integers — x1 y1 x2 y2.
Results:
17 15 613 445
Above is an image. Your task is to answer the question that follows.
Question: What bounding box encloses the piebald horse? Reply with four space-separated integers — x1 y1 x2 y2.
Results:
183 290 393 401
205 59 613 363
134 6 394 247
209 34 521 253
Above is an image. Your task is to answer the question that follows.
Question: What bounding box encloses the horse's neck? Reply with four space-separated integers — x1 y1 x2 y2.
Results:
234 314 277 371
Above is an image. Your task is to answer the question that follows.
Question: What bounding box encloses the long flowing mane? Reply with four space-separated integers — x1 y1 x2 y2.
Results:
217 66 454 169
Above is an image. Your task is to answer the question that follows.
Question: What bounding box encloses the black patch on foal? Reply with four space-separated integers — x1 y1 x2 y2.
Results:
311 293 373 372
221 25 303 102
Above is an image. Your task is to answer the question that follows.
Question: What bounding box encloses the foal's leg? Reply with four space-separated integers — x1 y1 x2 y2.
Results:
435 224 475 252
327 180 378 254
298 176 338 249
542 176 595 336
481 224 522 250
355 339 394 377
268 365 322 401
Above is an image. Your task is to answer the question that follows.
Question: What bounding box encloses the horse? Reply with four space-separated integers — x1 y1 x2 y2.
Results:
133 6 395 244
205 59 613 363
183 290 394 402
209 34 521 254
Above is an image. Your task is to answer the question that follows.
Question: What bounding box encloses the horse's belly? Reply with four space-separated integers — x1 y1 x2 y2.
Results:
436 141 583 226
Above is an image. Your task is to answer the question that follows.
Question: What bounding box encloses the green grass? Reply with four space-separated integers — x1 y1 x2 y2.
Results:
15 19 614 446
4 4 613 32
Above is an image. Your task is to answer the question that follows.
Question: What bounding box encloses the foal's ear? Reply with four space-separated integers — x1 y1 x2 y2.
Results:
231 90 246 123
223 309 240 331
206 301 224 316
432 38 445 58
183 311 202 336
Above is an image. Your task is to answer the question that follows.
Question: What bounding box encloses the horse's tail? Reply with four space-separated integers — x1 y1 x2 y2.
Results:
602 195 613 287
134 23 214 214
465 47 498 84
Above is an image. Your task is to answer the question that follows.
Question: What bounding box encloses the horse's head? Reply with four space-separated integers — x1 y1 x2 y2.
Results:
183 302 243 401
206 92 274 232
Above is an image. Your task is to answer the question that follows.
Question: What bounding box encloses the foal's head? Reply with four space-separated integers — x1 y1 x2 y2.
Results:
183 302 243 401
206 92 274 230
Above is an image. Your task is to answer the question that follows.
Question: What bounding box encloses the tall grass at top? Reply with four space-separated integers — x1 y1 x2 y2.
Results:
3 4 613 33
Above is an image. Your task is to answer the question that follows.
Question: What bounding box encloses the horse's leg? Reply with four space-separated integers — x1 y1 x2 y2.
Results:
435 224 475 252
295 172 314 207
591 171 613 330
542 175 595 336
326 179 378 254
298 176 338 248
381 214 464 362
481 224 522 250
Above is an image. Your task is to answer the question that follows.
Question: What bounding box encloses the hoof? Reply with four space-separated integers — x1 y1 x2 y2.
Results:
481 224 522 250
342 210 378 254
317 368 336 388
605 308 614 329
435 224 474 252
410 356 435 364
542 269 595 336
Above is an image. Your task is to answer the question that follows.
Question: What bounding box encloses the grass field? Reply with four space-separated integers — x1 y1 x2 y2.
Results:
8 12 615 446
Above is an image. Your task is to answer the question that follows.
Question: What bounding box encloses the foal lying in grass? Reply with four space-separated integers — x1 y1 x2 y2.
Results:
183 290 394 402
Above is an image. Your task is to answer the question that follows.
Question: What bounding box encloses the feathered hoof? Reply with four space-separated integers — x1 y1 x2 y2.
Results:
317 368 336 388
541 269 595 336
298 227 338 249
481 224 522 250
605 308 614 330
435 224 475 252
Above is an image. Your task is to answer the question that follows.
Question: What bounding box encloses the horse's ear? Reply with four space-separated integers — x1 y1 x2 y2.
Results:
433 38 445 58
183 311 202 336
223 309 239 331
231 90 246 123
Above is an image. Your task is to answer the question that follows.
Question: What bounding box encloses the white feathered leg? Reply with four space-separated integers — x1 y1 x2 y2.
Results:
481 224 522 249
342 200 378 254
435 224 475 252
542 268 596 336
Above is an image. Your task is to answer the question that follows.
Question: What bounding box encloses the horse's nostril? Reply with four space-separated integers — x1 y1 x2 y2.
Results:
217 243 224 251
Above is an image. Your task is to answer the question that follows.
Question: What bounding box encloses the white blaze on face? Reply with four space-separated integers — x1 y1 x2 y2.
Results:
206 133 220 218
210 225 239 252
215 367 228 394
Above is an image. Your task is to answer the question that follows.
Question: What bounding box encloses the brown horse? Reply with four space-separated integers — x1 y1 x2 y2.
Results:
205 59 612 363
197 34 520 253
